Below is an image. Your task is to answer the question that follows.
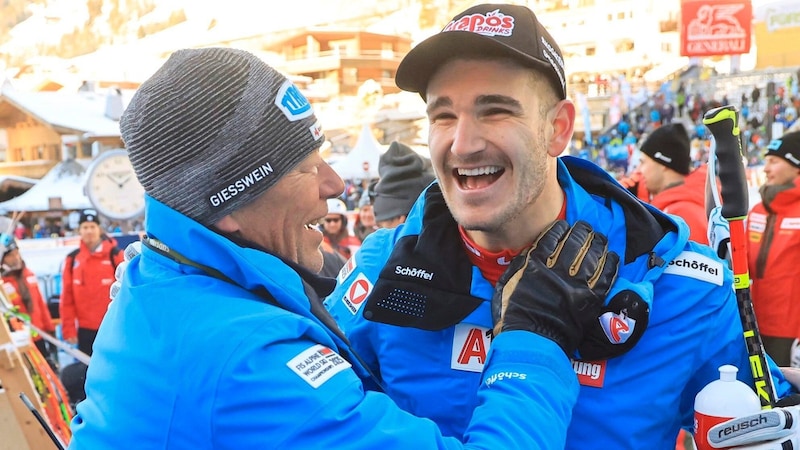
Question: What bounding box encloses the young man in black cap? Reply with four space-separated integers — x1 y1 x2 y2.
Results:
747 130 800 366
70 46 618 448
638 122 709 243
372 141 436 228
59 208 123 356
326 3 797 448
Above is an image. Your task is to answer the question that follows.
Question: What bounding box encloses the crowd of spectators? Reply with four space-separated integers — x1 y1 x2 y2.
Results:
571 70 800 187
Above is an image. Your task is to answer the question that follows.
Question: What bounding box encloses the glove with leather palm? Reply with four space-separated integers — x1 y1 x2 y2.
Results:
492 220 619 357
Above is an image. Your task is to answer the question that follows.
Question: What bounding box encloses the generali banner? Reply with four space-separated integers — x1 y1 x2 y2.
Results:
680 0 752 57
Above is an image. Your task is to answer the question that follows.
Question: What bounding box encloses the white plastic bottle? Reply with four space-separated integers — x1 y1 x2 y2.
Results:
694 365 762 450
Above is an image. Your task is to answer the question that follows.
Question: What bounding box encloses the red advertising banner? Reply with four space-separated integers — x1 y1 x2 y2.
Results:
680 0 752 57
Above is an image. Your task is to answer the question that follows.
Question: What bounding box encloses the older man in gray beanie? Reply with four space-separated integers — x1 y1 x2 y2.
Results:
67 47 610 449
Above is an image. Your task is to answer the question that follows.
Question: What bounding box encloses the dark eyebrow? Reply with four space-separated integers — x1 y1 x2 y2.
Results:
476 94 522 109
426 96 452 115
426 94 522 115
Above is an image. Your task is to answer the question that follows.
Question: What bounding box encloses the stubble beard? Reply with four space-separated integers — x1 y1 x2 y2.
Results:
449 153 547 235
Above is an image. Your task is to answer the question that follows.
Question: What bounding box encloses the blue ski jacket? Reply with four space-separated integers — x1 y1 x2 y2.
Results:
68 195 579 450
326 156 794 450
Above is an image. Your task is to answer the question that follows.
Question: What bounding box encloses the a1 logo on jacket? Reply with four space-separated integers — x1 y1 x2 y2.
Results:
451 324 491 372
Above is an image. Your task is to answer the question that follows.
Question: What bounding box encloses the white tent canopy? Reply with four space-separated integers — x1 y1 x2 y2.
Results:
330 124 386 180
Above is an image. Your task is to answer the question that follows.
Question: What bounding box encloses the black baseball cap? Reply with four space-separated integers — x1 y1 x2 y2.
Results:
396 4 566 100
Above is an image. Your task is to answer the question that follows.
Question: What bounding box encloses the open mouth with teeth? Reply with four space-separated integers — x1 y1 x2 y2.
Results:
456 166 504 190
304 220 323 231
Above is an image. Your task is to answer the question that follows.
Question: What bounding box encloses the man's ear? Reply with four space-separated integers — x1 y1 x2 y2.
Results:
547 100 576 157
214 215 240 233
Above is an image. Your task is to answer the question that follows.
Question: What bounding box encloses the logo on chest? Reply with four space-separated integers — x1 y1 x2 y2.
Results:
664 251 723 286
572 359 607 388
451 324 492 372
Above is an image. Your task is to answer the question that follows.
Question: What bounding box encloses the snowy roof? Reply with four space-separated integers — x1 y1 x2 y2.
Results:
0 86 124 138
0 159 92 213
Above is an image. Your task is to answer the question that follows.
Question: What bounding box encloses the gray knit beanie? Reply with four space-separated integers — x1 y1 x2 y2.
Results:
373 141 436 222
120 47 324 226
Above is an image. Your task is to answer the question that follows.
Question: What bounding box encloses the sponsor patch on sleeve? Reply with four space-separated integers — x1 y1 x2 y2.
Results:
664 250 723 286
336 256 357 285
341 273 372 315
287 344 352 388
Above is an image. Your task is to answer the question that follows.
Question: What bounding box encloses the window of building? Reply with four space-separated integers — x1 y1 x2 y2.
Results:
77 143 92 159
578 0 595 6
615 39 635 53
660 18 678 32
343 67 357 85
586 46 596 56
661 42 672 53
381 42 394 58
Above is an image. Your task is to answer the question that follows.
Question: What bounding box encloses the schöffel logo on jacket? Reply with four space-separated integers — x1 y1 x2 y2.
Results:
663 251 723 286
395 265 434 280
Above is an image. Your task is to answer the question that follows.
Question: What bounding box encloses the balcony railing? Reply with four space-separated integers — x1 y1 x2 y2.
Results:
284 49 402 62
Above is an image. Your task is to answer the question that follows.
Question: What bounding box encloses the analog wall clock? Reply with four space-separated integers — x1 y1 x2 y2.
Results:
84 149 145 220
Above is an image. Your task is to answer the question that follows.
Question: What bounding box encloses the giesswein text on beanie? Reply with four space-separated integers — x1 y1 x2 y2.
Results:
639 122 692 175
120 48 324 226
766 131 800 168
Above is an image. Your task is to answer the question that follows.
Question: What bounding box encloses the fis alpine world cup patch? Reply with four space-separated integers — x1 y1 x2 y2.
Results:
664 250 723 286
287 344 351 388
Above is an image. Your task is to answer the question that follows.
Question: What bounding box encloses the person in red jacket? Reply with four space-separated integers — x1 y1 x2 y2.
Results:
638 122 709 243
747 130 800 366
1 232 57 367
60 209 123 356
321 199 361 260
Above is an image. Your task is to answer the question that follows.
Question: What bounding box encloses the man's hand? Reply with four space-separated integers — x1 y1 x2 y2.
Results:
492 220 619 356
706 406 800 449
109 241 141 301
781 367 800 390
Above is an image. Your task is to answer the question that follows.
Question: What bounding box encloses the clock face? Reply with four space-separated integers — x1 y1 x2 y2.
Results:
85 149 146 220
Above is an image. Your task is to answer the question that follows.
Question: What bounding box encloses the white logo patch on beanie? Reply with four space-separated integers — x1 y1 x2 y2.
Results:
275 80 313 121
309 119 323 141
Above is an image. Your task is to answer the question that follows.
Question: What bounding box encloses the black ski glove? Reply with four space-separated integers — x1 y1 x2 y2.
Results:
492 220 620 357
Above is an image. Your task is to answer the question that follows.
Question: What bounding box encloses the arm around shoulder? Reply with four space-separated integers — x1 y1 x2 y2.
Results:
210 331 576 450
